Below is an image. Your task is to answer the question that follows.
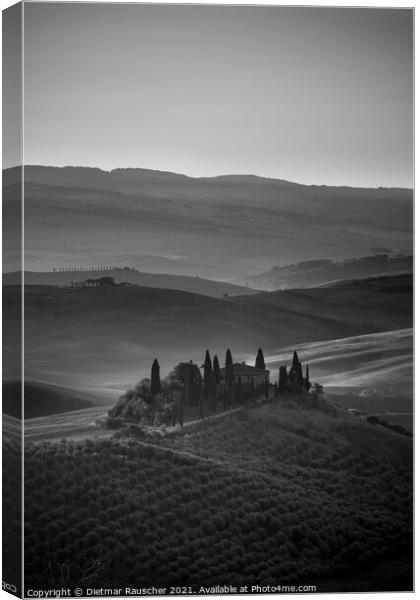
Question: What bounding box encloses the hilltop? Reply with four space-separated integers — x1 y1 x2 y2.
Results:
3 165 412 279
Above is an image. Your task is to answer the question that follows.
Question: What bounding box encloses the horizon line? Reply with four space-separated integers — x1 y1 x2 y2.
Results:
2 163 413 191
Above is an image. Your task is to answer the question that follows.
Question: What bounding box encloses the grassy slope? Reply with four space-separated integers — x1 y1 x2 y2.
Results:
237 256 413 291
3 270 256 298
22 399 412 592
3 274 412 390
2 380 99 419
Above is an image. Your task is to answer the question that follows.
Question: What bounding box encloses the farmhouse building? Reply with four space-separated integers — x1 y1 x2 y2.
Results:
71 276 116 288
220 362 269 389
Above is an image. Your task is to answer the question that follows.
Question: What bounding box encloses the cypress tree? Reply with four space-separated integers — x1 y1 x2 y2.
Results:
225 349 234 408
278 366 288 393
255 348 266 370
203 350 212 405
150 359 161 395
297 362 304 391
305 364 311 392
292 351 300 372
213 355 221 385
198 377 203 419
209 370 217 412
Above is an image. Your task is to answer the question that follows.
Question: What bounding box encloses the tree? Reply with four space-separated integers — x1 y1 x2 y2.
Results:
305 364 311 392
278 366 288 393
224 349 234 408
209 371 217 412
297 362 304 391
203 350 212 407
179 393 184 427
198 377 203 419
312 383 324 400
255 348 266 370
213 355 221 385
292 351 299 372
150 359 161 395
172 361 201 406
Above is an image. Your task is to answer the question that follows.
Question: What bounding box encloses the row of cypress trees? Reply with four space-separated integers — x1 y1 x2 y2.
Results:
278 351 311 393
203 349 234 411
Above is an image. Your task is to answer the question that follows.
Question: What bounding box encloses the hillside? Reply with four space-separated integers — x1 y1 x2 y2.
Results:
3 270 255 298
2 380 100 419
3 165 412 278
4 274 412 394
21 400 412 592
237 255 413 291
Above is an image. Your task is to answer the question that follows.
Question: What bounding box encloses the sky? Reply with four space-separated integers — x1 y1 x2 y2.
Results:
15 3 414 187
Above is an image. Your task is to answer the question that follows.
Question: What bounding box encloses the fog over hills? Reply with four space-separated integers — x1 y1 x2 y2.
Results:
4 274 412 397
3 166 412 279
238 254 413 290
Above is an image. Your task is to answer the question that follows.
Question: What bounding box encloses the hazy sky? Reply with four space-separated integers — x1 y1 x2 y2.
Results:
20 3 413 187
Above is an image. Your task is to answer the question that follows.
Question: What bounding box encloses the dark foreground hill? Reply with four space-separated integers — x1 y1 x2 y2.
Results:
3 274 412 391
3 165 412 279
2 380 100 419
20 400 412 592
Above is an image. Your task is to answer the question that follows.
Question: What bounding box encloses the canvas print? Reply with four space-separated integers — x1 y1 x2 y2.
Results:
2 3 413 597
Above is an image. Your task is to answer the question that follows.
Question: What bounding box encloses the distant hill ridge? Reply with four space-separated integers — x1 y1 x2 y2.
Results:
3 165 412 281
238 254 413 291
3 164 413 191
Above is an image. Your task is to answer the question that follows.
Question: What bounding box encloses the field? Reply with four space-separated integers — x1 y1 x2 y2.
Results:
2 380 105 419
3 275 413 394
3 270 255 298
23 406 112 442
22 399 413 593
263 328 413 395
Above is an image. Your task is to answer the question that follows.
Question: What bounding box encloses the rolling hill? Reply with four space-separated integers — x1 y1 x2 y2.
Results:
21 399 413 592
2 270 255 297
3 165 412 279
3 274 412 396
237 254 413 290
2 380 103 419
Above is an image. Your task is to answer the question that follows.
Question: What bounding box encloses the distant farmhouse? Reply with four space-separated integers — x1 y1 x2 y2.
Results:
70 276 136 288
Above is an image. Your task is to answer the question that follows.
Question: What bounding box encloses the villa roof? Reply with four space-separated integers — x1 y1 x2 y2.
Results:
220 363 269 376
